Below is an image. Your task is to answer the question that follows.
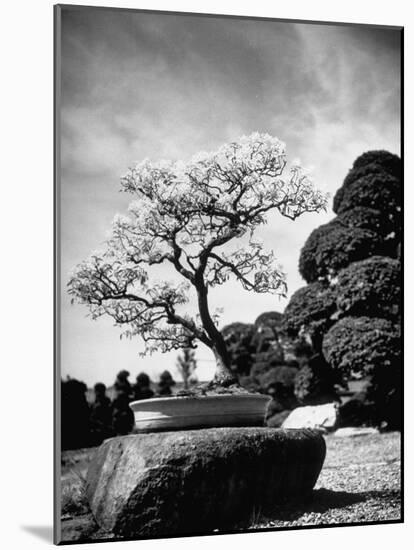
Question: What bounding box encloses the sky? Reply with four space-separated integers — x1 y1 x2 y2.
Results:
59 7 401 387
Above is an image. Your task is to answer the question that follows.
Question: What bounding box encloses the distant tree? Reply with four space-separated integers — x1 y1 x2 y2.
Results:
221 312 290 392
157 370 176 396
61 378 91 450
254 311 284 331
114 370 133 400
132 372 154 400
68 133 327 386
176 348 198 389
336 256 401 319
111 393 135 435
90 382 113 445
221 322 256 377
249 311 287 388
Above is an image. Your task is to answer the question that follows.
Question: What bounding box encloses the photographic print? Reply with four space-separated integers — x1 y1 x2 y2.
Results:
54 4 403 545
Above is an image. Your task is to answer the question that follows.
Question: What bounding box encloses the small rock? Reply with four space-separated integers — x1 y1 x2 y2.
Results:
282 403 338 431
334 427 379 437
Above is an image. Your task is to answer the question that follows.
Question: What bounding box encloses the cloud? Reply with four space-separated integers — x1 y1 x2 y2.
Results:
59 8 401 386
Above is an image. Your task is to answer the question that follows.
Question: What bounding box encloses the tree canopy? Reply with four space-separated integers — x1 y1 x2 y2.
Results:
322 316 401 379
333 172 401 218
298 220 385 283
336 206 394 237
283 281 337 349
68 133 327 383
351 150 401 179
336 256 401 318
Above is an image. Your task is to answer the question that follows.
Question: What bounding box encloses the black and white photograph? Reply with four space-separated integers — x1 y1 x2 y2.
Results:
55 4 402 545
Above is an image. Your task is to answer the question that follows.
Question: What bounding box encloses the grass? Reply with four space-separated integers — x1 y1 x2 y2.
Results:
59 431 401 542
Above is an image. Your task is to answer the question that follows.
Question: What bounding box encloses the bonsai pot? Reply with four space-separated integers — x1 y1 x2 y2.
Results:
130 394 271 432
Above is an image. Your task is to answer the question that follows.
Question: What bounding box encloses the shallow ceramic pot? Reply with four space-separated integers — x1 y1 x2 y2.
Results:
130 394 271 432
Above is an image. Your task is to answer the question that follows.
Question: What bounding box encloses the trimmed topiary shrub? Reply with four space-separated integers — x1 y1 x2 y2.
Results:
336 206 394 238
252 311 284 352
254 311 283 329
333 172 401 218
322 316 401 379
283 281 337 350
294 149 401 430
352 150 402 180
336 256 401 318
260 364 298 392
249 348 286 381
341 161 393 189
298 220 385 283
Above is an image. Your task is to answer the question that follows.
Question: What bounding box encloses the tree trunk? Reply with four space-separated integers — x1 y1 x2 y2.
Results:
196 281 237 386
212 343 237 386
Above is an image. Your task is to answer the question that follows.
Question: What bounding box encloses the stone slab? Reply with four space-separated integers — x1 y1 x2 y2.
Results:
86 427 326 538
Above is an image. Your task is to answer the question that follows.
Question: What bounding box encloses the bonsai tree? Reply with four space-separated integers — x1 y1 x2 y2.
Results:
176 347 198 389
68 133 327 387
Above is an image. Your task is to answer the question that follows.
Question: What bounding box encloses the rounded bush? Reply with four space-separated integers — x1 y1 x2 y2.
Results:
336 256 401 318
322 316 401 378
250 348 286 380
342 161 391 189
352 150 401 180
254 311 283 329
336 207 394 237
260 365 298 391
333 172 401 216
251 311 286 357
283 282 337 348
293 354 339 406
222 322 255 377
299 220 385 283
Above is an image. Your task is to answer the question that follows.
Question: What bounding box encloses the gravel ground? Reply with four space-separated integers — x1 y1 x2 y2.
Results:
59 431 401 542
251 431 401 529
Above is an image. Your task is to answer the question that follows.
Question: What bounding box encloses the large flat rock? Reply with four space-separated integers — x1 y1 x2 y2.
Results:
86 427 326 538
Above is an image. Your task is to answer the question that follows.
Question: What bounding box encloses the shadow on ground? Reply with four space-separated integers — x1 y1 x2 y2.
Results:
257 487 401 524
